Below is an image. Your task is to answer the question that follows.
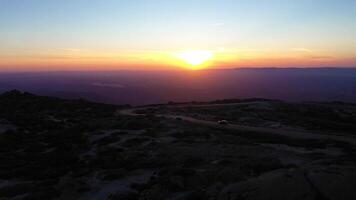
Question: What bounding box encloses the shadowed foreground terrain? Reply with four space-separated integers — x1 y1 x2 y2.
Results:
0 90 356 200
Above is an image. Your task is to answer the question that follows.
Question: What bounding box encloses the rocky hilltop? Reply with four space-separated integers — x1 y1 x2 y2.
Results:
0 91 356 200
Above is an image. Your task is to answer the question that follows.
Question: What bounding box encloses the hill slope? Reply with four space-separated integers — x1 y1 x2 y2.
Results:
0 91 355 200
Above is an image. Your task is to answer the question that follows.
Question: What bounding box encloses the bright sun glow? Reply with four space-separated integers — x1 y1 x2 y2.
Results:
176 50 213 67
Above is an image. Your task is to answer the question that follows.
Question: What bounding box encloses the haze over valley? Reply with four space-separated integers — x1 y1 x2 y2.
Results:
1 68 355 105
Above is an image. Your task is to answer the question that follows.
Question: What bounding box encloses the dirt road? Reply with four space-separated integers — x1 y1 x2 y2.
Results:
117 104 356 145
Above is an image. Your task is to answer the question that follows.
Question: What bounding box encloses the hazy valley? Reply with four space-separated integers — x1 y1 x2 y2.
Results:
1 68 355 105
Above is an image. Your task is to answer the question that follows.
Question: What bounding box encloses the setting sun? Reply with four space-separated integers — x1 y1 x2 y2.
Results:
176 50 213 68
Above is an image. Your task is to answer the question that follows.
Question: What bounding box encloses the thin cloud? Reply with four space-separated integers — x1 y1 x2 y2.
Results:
210 22 225 27
309 55 334 60
58 48 86 52
291 48 313 53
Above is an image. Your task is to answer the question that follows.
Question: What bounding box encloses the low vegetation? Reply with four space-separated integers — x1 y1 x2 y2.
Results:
0 90 355 200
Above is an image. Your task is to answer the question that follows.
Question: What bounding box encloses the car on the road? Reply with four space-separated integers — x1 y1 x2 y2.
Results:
218 120 229 125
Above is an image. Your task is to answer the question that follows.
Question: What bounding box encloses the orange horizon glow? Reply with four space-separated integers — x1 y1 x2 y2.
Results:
0 48 355 71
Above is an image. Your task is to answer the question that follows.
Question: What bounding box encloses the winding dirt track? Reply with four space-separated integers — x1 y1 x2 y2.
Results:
117 103 356 145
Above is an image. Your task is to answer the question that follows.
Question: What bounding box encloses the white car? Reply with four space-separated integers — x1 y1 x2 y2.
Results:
218 120 229 125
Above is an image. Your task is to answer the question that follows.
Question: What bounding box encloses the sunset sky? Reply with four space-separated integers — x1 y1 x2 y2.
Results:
0 0 356 71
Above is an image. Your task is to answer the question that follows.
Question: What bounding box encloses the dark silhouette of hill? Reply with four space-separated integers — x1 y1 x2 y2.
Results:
0 91 355 200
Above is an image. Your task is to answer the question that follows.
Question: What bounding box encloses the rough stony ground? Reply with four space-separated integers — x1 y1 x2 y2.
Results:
0 91 355 200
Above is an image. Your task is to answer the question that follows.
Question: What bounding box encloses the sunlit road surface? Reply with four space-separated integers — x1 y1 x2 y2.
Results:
117 103 356 145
